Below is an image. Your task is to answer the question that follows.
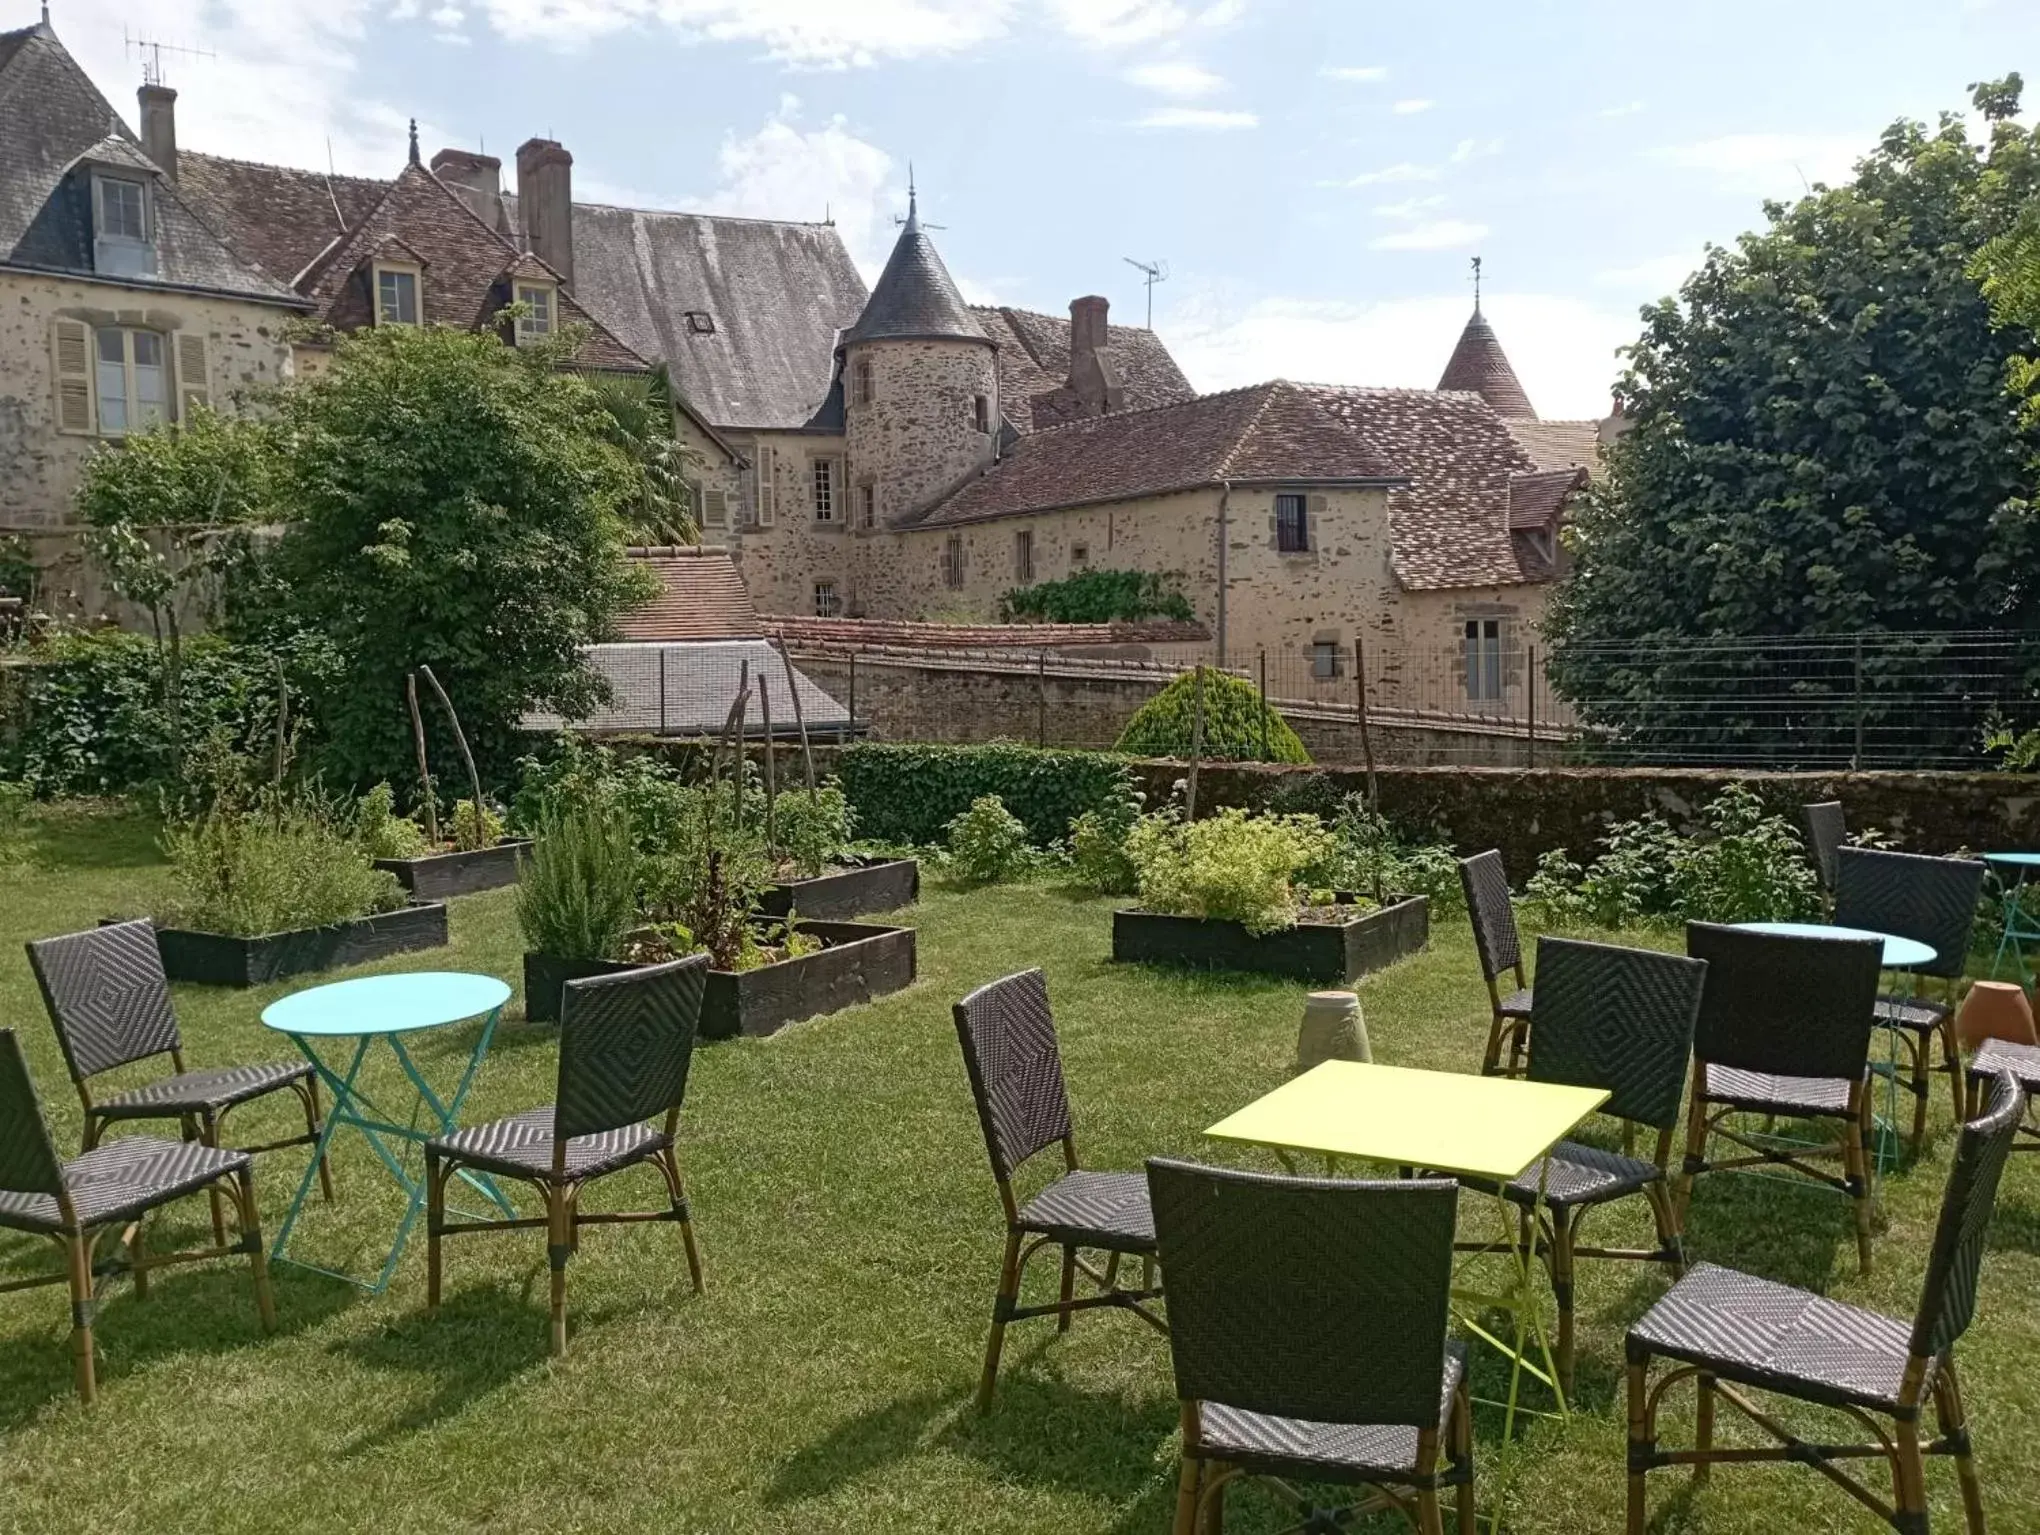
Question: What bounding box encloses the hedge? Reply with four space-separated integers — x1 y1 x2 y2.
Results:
1115 667 1310 764
838 742 1134 847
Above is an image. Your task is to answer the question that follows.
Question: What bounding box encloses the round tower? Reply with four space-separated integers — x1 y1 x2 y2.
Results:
839 189 998 523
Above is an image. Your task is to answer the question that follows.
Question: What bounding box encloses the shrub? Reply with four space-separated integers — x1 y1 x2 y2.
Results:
449 798 505 852
511 735 692 854
1069 780 1146 895
1115 667 1309 764
774 784 855 880
516 803 641 962
1126 808 1335 935
1312 796 1464 914
356 782 429 860
999 568 1195 624
944 795 1032 885
161 790 405 937
838 742 1135 847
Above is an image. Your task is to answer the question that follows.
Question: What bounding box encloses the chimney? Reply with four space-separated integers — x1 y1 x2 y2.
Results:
515 137 573 286
431 147 506 234
1066 295 1125 418
138 84 177 181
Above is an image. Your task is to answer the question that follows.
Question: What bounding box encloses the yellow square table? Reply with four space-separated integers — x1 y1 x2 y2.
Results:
1206 1061 1609 1446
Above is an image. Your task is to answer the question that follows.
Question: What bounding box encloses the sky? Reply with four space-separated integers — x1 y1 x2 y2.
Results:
28 0 2037 420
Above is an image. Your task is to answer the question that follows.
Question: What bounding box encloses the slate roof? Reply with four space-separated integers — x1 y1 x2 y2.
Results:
1508 467 1587 531
1437 305 1536 419
527 640 851 737
762 616 1210 649
907 381 1404 530
616 548 762 642
0 23 302 304
1504 417 1603 473
972 305 1196 432
177 152 387 286
839 202 988 350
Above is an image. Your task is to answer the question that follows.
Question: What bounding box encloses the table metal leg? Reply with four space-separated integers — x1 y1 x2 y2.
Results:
1992 869 2037 985
270 1034 373 1265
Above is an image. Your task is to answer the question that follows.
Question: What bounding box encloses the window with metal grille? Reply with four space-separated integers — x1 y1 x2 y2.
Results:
1275 492 1309 553
944 534 965 589
1464 619 1504 701
812 457 836 521
814 580 841 617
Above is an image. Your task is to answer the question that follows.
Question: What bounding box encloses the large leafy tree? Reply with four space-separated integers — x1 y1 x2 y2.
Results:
1550 78 2040 670
248 324 655 791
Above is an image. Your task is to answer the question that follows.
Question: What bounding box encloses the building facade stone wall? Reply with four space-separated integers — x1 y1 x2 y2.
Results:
843 338 998 520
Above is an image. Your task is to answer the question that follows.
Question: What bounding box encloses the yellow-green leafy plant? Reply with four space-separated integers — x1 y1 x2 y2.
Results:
449 797 505 853
944 794 1031 885
356 781 429 860
1125 808 1336 935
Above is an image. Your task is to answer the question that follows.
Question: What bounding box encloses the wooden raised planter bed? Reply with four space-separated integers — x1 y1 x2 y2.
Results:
373 840 531 901
151 902 451 988
757 856 920 921
522 919 917 1039
1111 895 1429 983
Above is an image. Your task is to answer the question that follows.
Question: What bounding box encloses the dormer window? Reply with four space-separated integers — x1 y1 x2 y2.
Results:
685 310 716 335
514 281 554 343
92 174 155 278
375 263 420 326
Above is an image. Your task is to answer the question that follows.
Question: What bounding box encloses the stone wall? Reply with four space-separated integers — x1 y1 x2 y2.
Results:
844 337 998 520
0 271 297 531
724 426 849 616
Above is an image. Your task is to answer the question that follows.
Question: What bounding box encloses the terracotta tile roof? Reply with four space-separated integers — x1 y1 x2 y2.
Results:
616 548 762 642
1437 305 1536 419
972 305 1196 433
1508 467 1588 530
840 203 987 349
907 381 1403 529
178 151 388 284
761 616 1211 649
1505 417 1603 473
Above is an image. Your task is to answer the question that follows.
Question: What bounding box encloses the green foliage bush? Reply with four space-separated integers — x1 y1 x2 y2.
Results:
511 735 692 855
516 803 641 962
838 742 1135 848
355 782 429 860
1126 808 1336 935
1115 668 1309 764
1068 780 1147 895
449 798 505 852
162 788 405 937
1311 796 1466 914
999 568 1195 624
944 795 1033 885
774 785 855 880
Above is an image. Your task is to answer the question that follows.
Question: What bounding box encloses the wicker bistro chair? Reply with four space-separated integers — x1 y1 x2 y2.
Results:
1626 1072 2024 1535
425 955 709 1356
1966 1039 2040 1151
952 969 1164 1413
0 1029 276 1402
25 920 331 1243
1805 800 1847 902
1148 1159 1473 1535
1834 847 1989 1155
1459 850 1534 1076
1454 937 1707 1396
1679 923 1885 1275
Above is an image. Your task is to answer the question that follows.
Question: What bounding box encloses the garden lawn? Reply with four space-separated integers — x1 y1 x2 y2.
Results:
1 805 2037 1534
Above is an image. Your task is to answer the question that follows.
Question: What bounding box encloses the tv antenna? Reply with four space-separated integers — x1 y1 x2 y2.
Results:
124 26 215 87
1123 257 1168 329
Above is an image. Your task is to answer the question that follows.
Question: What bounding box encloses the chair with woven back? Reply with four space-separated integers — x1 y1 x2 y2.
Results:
1148 1158 1473 1535
1679 922 1885 1275
1455 936 1707 1395
26 920 331 1243
1627 1070 2023 1535
1458 850 1533 1076
952 968 1163 1412
0 1028 276 1402
1833 845 1988 1156
1804 800 1847 904
425 955 710 1356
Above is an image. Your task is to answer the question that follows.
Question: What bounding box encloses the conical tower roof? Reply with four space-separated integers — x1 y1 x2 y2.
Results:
1437 305 1536 419
840 191 989 349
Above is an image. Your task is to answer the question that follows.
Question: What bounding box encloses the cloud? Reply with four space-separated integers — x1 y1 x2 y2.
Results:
1125 61 1225 97
1595 253 1700 293
1598 100 1645 118
1322 162 1441 187
1392 98 1434 115
1450 136 1503 163
1372 194 1446 220
1047 0 1244 47
1135 107 1259 130
1370 218 1488 251
1162 286 1636 418
1650 132 1865 194
1322 64 1386 82
475 0 1014 66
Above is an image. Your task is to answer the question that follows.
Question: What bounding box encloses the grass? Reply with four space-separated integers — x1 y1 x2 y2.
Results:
1 803 2037 1533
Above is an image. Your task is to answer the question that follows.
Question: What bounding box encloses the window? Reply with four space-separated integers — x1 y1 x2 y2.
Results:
698 485 728 530
514 282 554 343
98 178 146 241
94 327 166 435
1013 530 1034 582
375 265 420 326
853 356 875 407
943 534 965 589
972 393 990 432
685 310 716 335
859 483 877 530
1312 641 1343 681
747 443 776 527
812 457 837 522
1464 619 1504 702
814 580 841 617
92 175 154 277
1070 543 1089 568
1275 492 1310 554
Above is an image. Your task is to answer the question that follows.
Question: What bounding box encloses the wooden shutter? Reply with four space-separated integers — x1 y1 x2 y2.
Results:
701 486 728 529
51 318 95 435
1307 494 1328 552
175 332 210 421
756 443 776 527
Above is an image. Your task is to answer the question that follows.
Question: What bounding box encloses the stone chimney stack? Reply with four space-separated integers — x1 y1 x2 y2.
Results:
431 147 507 234
515 137 573 285
1066 295 1125 418
138 84 177 181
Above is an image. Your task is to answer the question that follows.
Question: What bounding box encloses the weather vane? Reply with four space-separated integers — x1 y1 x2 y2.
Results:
1471 255 1483 311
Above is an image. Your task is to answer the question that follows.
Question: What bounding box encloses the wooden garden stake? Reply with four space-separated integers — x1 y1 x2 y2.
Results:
271 655 289 786
777 641 816 790
406 673 440 846
1186 664 1206 821
758 673 779 856
418 664 487 822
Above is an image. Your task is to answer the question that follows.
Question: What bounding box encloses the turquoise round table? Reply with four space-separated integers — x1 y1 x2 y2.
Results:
1984 854 2040 984
1732 921 1936 970
263 972 513 1293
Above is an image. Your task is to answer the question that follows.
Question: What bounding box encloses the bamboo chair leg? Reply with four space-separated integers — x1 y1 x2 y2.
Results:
200 1110 228 1247
1194 1465 1224 1535
234 1166 276 1333
1453 1386 1476 1535
1848 1096 1876 1277
1416 1490 1446 1535
1480 1011 1507 1077
128 1216 149 1302
1171 1451 1202 1535
977 1230 1022 1413
1625 1360 1651 1534
546 1186 572 1357
1548 1208 1578 1399
1645 1180 1687 1277
1056 1243 1076 1333
1944 1020 1970 1127
1894 1415 1929 1531
306 1078 335 1203
1937 1361 1988 1535
659 1150 706 1293
1908 1032 1933 1160
425 1149 444 1312
67 1232 95 1403
1694 1371 1715 1485
1675 1088 1708 1225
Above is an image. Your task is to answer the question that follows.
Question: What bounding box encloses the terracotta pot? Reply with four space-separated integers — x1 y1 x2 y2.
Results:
1955 981 2038 1050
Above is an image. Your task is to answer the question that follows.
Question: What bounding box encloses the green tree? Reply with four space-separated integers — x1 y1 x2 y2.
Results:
587 362 702 546
1116 666 1310 764
1550 79 2040 681
250 324 656 790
